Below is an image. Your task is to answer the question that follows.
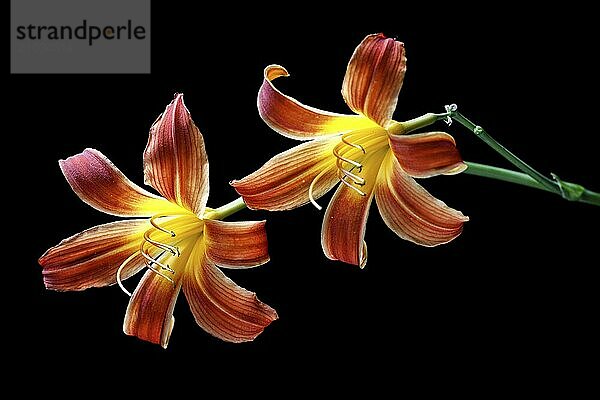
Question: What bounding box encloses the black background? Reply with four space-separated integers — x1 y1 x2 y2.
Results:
11 2 599 392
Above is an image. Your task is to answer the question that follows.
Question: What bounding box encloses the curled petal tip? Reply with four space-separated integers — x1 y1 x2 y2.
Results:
258 64 378 140
264 64 289 80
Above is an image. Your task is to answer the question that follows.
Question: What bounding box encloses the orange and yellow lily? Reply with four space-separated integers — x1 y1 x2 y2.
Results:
39 94 277 348
233 34 468 267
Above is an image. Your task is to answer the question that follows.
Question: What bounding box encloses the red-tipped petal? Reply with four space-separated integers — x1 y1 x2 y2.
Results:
321 148 388 267
258 65 378 140
144 94 209 215
39 220 148 291
375 153 468 246
389 131 466 178
231 138 339 211
123 268 182 349
204 220 269 268
183 253 278 343
342 34 406 128
60 149 176 217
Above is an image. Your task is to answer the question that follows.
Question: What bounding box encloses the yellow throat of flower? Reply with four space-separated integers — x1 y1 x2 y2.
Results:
117 210 205 295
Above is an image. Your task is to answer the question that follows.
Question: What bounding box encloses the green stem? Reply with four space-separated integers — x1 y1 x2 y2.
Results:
463 162 600 206
450 110 557 192
210 197 247 220
464 161 551 192
446 105 599 206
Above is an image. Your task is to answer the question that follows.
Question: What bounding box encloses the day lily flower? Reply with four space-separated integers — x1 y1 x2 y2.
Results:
39 94 277 348
232 34 468 267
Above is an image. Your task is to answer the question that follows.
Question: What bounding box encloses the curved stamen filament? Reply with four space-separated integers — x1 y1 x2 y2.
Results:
144 229 180 256
338 167 365 185
340 175 367 196
333 146 363 169
150 214 177 236
116 251 140 297
342 134 366 153
333 132 372 192
140 241 176 286
308 167 334 211
141 247 175 274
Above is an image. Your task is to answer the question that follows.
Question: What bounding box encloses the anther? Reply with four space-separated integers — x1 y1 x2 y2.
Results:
340 176 367 196
144 229 180 256
339 168 365 186
146 264 175 286
139 243 176 287
150 215 177 237
342 135 366 153
141 250 175 274
333 146 363 169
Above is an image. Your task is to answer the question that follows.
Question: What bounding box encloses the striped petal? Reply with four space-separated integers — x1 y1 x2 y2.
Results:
231 138 339 211
144 94 209 216
204 220 269 269
183 249 278 343
375 152 468 246
123 269 182 349
39 220 148 291
258 65 378 140
60 149 177 217
388 131 466 178
321 148 389 267
342 34 407 128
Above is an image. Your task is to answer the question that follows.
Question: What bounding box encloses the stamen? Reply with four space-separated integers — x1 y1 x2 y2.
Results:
143 229 180 256
342 135 366 153
331 132 372 196
140 242 176 287
146 264 176 285
338 167 365 185
150 214 177 237
340 176 366 196
308 168 332 211
333 145 363 169
141 249 175 274
116 251 140 297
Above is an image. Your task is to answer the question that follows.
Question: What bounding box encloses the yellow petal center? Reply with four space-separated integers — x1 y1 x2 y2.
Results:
117 208 205 294
332 127 389 195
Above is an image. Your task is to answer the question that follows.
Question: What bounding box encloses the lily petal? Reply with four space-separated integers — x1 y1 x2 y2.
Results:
144 94 209 216
231 138 339 211
342 34 406 128
204 220 269 268
60 149 177 217
321 148 388 267
388 132 466 178
123 268 182 349
258 65 379 140
375 153 468 246
39 220 148 291
183 250 278 343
